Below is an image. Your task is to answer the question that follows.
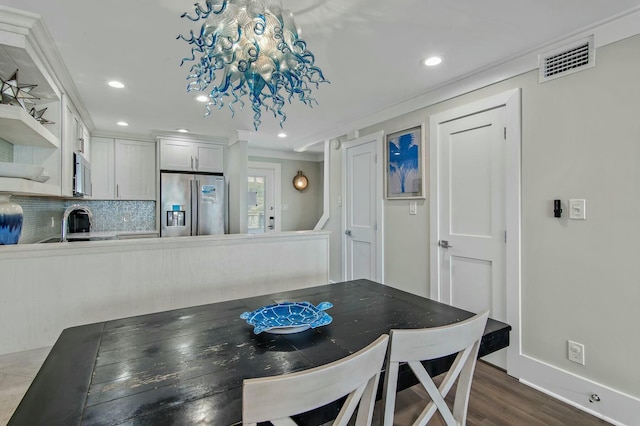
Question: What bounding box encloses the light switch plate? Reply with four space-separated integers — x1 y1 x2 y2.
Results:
409 201 417 215
569 199 586 220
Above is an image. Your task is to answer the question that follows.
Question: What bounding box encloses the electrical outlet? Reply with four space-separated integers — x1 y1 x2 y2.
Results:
409 201 417 215
568 340 585 365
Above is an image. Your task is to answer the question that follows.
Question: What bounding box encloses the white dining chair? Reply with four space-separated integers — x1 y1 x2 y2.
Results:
242 334 389 426
381 310 489 426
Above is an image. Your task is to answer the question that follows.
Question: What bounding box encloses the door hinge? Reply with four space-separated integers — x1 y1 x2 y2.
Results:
504 230 507 242
503 127 507 140
374 153 378 163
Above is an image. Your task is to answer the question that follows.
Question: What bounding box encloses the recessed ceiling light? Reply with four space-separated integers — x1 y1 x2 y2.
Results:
424 56 442 67
177 128 190 133
108 80 125 89
195 95 209 102
277 132 287 138
117 121 129 127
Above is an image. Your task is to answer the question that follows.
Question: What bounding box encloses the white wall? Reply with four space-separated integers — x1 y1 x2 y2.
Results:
227 140 248 233
323 139 345 283
326 33 640 423
0 231 330 354
249 156 323 231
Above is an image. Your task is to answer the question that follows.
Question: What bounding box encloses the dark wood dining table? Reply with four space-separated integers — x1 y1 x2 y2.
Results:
10 279 511 426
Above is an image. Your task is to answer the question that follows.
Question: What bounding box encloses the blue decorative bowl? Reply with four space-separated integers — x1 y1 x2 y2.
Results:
240 301 333 334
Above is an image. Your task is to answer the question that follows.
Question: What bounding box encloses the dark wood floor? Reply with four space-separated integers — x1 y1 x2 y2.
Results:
387 361 611 426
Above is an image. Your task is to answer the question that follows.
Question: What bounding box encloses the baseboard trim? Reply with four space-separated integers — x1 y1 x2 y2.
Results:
518 355 640 426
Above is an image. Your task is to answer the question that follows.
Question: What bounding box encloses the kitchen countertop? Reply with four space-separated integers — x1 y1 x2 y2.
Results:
67 231 117 240
2 231 330 257
39 230 159 242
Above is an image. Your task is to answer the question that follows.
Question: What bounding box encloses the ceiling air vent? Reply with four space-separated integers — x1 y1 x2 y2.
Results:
539 36 595 83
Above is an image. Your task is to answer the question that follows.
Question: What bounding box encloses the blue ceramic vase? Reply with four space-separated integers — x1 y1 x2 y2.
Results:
0 193 23 245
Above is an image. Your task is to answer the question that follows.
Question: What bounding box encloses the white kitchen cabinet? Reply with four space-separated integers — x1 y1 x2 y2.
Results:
62 101 79 197
91 138 156 200
195 143 224 172
61 99 92 196
114 139 156 200
159 138 224 173
90 137 115 199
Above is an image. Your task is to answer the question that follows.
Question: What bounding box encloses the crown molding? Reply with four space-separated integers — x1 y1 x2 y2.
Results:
294 5 640 151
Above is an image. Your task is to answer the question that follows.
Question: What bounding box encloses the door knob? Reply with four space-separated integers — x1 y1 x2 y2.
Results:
345 230 352 236
438 240 453 249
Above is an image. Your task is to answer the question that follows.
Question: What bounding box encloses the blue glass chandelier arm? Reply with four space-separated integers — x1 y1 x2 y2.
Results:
228 85 246 116
217 74 232 94
293 39 307 53
251 95 263 130
176 30 197 45
177 34 202 66
308 66 328 85
181 0 227 21
274 100 287 128
178 24 212 67
203 102 213 117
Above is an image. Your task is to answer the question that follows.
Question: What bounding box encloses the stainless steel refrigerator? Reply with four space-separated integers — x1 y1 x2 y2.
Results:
160 172 226 237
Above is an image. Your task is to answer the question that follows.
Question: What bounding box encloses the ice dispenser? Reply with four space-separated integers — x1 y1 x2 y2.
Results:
167 205 186 227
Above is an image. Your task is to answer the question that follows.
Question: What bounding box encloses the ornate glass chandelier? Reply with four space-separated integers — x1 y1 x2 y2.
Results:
179 0 329 131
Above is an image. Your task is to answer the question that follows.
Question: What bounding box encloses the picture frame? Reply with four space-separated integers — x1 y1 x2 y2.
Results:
384 125 425 199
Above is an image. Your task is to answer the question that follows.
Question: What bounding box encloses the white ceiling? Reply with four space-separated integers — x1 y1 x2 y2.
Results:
3 0 640 152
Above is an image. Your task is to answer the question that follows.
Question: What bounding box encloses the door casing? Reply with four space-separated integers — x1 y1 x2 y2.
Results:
342 131 384 283
429 89 522 376
248 161 281 233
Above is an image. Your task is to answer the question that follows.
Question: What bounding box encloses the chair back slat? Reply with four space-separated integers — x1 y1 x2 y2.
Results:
243 334 389 425
388 313 488 362
382 310 489 426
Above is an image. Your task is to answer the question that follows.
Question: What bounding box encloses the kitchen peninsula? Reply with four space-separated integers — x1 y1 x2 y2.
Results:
0 231 329 355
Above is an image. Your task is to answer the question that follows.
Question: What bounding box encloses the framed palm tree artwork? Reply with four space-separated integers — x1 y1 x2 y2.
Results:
385 125 425 199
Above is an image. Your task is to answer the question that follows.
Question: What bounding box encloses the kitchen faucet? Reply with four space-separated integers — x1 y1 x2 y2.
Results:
61 205 93 242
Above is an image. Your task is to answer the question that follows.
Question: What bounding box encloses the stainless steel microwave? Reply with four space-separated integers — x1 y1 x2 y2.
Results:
73 152 91 197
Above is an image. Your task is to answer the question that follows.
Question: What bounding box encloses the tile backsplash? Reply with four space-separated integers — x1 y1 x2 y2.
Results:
9 196 156 244
72 200 156 232
10 196 65 244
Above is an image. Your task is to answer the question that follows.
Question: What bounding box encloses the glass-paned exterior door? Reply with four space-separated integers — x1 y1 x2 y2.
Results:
248 175 266 234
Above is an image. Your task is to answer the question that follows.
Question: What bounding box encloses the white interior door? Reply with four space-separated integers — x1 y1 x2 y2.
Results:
248 162 281 233
434 106 507 367
343 132 384 282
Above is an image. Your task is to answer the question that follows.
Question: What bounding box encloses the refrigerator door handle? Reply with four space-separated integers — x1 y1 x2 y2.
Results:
194 179 200 236
189 179 196 236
